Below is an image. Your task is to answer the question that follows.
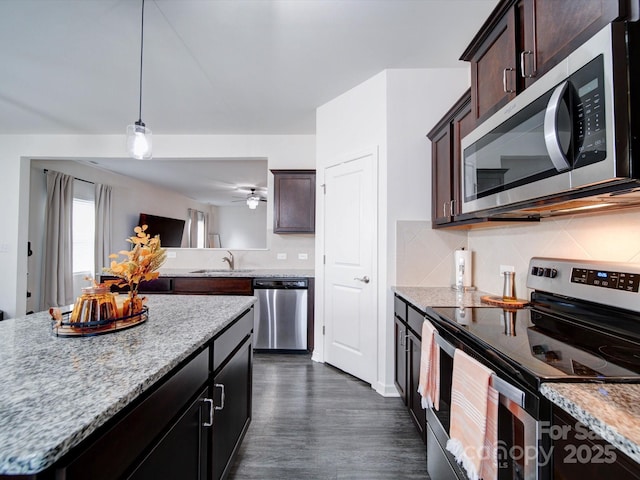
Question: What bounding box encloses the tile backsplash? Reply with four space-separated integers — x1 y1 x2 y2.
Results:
396 208 640 298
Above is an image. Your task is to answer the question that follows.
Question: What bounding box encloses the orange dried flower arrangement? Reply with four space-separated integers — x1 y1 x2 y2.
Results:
103 225 167 315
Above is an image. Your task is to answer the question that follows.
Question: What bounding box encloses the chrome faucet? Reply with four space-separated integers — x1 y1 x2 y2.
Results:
222 250 234 270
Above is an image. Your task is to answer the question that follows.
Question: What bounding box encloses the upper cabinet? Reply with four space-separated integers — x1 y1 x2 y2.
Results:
428 90 474 226
271 170 316 233
461 0 629 122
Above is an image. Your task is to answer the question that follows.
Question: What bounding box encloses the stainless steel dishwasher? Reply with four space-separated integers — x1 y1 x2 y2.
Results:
252 278 308 351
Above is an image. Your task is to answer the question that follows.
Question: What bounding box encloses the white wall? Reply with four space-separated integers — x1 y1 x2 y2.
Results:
315 67 470 396
1 134 315 318
215 204 267 249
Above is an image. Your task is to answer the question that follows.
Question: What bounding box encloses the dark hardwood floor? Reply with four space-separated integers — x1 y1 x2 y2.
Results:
228 353 429 479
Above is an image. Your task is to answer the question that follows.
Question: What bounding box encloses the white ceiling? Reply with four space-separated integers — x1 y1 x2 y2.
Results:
3 0 497 203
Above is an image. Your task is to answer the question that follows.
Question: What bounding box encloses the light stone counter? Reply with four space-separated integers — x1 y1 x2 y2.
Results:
540 383 640 464
0 295 255 476
159 268 315 278
392 286 495 311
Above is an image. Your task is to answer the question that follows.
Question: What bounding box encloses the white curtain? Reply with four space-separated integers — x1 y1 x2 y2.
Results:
42 170 74 308
95 183 112 278
187 208 208 248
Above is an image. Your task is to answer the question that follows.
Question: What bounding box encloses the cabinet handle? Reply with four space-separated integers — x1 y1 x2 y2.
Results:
203 398 214 427
443 201 448 218
520 50 537 78
214 383 225 411
404 334 410 353
502 67 516 93
400 329 405 347
449 199 455 217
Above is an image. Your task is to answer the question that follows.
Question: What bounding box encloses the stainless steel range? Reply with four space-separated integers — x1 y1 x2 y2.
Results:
424 257 640 480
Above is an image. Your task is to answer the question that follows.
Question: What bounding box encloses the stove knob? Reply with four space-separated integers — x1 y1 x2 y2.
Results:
536 267 545 276
543 268 552 277
549 268 558 278
531 266 538 276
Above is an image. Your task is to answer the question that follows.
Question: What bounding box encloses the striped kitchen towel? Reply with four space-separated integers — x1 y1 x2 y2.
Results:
446 349 496 480
417 319 440 410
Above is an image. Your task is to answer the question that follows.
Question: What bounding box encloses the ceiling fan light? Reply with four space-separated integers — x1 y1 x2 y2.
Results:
247 196 260 209
126 122 152 159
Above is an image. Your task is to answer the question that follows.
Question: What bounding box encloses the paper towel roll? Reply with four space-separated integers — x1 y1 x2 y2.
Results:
454 249 473 287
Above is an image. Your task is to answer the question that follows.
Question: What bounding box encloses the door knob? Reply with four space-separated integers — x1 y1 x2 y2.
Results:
354 276 370 284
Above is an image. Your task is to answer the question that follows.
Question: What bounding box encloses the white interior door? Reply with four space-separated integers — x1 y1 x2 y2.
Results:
323 150 377 385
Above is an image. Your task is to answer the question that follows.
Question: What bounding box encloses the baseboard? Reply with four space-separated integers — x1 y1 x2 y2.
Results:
374 381 401 397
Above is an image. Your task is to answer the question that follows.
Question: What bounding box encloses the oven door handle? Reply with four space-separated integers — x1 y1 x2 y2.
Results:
434 332 457 357
484 348 525 381
490 374 526 408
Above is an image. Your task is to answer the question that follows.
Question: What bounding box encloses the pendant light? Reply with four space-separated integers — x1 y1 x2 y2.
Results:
126 0 152 159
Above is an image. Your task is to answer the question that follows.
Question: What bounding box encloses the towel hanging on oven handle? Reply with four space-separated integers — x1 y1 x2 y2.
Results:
434 331 526 408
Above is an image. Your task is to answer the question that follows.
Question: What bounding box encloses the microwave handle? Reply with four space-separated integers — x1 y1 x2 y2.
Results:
543 81 571 172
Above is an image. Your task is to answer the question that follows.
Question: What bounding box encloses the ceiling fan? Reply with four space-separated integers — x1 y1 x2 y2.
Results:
233 187 267 209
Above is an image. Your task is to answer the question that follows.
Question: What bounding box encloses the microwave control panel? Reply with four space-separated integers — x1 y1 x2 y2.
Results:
572 54 606 166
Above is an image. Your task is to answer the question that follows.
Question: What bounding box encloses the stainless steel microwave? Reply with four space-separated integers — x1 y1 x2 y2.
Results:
460 22 640 217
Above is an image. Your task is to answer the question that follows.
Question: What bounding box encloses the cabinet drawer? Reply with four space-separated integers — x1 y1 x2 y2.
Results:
61 348 209 480
213 309 253 373
394 295 407 322
407 304 424 339
173 277 252 295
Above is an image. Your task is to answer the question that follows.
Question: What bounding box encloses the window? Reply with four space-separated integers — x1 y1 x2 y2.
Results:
72 180 95 278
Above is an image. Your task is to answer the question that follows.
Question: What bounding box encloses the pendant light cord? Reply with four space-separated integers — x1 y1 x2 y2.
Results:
137 0 145 124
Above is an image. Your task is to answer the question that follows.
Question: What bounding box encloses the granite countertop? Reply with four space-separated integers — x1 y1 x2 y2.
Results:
540 383 640 464
392 286 494 310
0 295 256 476
159 268 315 278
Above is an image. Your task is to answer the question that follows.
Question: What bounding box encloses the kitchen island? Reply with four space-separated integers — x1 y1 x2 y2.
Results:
0 294 255 479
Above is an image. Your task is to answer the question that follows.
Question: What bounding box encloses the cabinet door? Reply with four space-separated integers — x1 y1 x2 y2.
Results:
128 387 209 480
469 7 517 121
526 0 624 83
451 95 474 218
552 407 640 479
394 316 408 404
407 329 426 443
211 337 252 480
272 170 316 233
431 124 453 225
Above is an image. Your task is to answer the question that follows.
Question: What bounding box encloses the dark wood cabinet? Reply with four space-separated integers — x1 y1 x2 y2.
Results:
50 309 253 480
427 90 474 227
393 295 426 443
461 0 628 122
211 335 252 480
173 277 252 295
552 407 640 479
394 316 408 403
407 327 425 441
271 169 316 233
129 386 209 480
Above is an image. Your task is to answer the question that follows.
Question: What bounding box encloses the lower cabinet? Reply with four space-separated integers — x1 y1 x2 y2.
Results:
211 330 252 479
394 294 426 443
129 386 209 480
55 308 253 480
552 407 640 479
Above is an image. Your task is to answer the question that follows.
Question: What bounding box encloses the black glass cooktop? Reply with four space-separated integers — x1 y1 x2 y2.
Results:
430 303 640 384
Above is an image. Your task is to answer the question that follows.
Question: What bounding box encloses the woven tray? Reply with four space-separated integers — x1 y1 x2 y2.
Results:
480 295 529 309
51 306 148 337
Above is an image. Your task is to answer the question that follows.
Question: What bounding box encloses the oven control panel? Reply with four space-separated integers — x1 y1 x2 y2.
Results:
570 267 640 292
527 257 640 312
